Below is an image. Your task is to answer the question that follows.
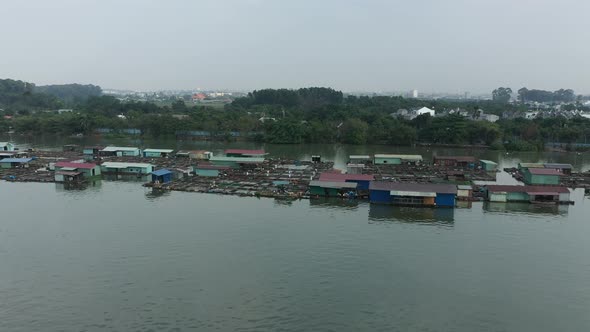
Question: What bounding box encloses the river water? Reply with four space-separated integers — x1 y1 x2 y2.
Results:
1 136 590 331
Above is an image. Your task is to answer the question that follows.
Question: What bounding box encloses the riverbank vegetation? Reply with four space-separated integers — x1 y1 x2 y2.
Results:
2 79 590 151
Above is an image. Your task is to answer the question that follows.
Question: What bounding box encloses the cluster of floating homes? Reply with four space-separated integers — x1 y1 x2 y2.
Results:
0 142 578 207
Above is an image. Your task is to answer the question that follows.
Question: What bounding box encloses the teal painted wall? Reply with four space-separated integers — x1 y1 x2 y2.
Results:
524 171 559 185
507 192 529 201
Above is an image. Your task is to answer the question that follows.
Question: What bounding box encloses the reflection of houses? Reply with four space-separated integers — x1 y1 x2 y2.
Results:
483 201 568 215
368 204 455 223
433 156 477 168
0 142 15 151
101 162 154 175
0 157 33 169
369 182 457 207
374 154 422 165
143 149 174 158
100 146 141 157
485 185 570 204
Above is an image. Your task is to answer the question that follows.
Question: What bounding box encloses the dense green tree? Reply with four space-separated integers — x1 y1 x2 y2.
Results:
492 87 512 103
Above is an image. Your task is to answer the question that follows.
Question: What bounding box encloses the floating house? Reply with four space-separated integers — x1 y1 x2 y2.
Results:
55 161 101 178
348 155 372 164
480 159 498 172
143 148 174 158
373 154 423 165
485 185 570 204
100 162 154 174
319 172 375 190
0 151 26 160
0 158 33 169
346 163 365 174
369 182 457 207
209 156 265 168
433 156 477 167
309 180 358 197
100 146 141 157
82 146 103 160
518 162 545 171
0 142 15 151
544 163 573 175
193 164 230 177
175 150 212 160
54 171 83 183
456 184 473 200
224 149 266 158
151 169 173 184
523 168 561 185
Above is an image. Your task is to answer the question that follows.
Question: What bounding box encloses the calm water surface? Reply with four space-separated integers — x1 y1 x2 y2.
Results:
1 136 590 331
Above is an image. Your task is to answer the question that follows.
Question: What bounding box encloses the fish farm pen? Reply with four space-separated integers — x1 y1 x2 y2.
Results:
2 146 590 203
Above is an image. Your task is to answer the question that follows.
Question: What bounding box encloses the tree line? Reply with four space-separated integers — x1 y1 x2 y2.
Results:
2 80 590 151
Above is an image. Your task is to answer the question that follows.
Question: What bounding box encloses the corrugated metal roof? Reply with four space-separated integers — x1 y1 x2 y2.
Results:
151 169 172 176
194 164 230 170
224 149 266 155
101 146 140 152
319 172 374 181
309 181 358 189
486 185 569 193
529 168 562 175
518 162 545 168
390 190 436 197
101 162 153 169
209 156 265 163
369 182 457 194
527 191 561 196
0 158 33 163
479 159 498 165
349 155 371 159
433 156 477 162
143 148 174 153
55 162 97 169
457 185 473 190
544 163 573 169
374 154 423 161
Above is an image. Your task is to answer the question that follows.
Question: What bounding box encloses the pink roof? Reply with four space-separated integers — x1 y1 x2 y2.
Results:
529 168 562 176
319 172 374 182
224 149 266 155
55 161 98 169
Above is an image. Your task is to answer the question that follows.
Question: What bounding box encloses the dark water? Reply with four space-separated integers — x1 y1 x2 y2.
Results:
2 136 590 331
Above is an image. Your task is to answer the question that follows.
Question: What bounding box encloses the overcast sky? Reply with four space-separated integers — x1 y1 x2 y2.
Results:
2 0 589 93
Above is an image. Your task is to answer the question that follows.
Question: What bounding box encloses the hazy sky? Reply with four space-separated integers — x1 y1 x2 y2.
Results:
2 0 589 93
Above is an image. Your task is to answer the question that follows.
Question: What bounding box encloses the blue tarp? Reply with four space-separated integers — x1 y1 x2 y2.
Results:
151 169 172 176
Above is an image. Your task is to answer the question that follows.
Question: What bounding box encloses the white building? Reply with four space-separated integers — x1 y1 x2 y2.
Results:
411 89 419 98
416 107 435 116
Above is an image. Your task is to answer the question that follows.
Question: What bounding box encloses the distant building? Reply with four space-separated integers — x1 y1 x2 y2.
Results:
192 93 207 101
57 109 73 114
0 142 15 151
416 107 435 116
411 89 419 98
100 146 141 157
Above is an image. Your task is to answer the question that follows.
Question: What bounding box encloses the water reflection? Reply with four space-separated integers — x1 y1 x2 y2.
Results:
368 204 455 225
483 201 569 216
309 197 363 210
55 179 102 191
102 174 149 182
144 188 172 201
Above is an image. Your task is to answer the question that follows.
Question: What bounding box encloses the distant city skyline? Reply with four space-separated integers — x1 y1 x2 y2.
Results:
2 0 590 94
